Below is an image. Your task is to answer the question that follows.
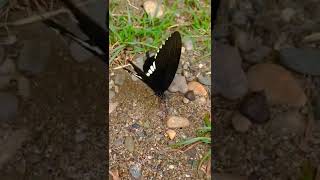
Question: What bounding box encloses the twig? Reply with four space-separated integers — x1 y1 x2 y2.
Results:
113 64 131 70
127 0 139 10
0 8 69 28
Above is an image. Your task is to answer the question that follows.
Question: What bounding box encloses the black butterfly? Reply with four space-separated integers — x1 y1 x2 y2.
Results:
125 31 182 98
42 0 107 62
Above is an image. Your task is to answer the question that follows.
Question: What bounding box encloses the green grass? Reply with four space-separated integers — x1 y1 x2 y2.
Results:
170 113 211 173
109 0 211 64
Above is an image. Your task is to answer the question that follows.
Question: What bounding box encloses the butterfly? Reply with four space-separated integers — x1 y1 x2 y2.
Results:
124 31 182 98
42 0 107 63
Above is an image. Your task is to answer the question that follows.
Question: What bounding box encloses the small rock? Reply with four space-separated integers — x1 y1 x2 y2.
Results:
303 32 320 43
129 164 142 180
109 102 118 113
187 81 208 97
168 165 175 169
166 116 190 128
0 58 16 74
166 129 176 140
213 42 248 99
198 74 211 86
279 48 320 76
114 85 119 93
143 0 164 18
232 113 252 132
124 136 135 152
113 138 123 147
247 63 307 106
109 90 115 100
234 30 255 52
240 91 270 123
168 74 188 94
0 92 18 122
183 38 193 51
184 90 195 101
114 73 125 86
17 76 31 99
281 8 295 22
18 40 51 74
69 41 94 62
268 110 305 136
182 97 189 104
134 54 145 70
244 46 272 63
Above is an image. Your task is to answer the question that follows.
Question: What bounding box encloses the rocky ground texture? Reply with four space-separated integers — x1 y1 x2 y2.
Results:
213 0 320 179
0 1 107 179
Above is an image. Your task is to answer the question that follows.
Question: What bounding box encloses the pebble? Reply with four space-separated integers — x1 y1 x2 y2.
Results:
124 136 135 153
198 73 211 86
134 54 145 70
240 91 270 123
184 90 195 101
182 97 189 104
114 73 125 86
187 81 208 97
183 38 193 51
244 45 271 63
232 112 252 132
18 40 51 74
279 47 320 76
166 129 177 140
114 85 119 93
109 102 118 114
143 0 164 18
69 42 94 62
247 63 307 106
0 92 18 122
0 58 16 74
168 74 188 94
303 32 320 43
234 29 255 52
17 76 31 99
166 116 190 128
213 42 248 99
109 90 115 100
267 110 305 136
129 164 142 179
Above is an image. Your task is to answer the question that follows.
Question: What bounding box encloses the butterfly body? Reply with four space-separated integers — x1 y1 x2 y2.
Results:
125 31 182 97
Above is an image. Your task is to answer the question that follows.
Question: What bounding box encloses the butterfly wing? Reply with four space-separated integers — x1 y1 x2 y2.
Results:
143 31 182 95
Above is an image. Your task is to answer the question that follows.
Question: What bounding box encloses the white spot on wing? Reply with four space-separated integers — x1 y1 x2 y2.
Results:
146 72 150 76
150 65 154 71
152 61 156 70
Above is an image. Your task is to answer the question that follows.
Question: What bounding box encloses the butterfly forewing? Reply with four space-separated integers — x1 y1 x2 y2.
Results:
151 31 182 93
127 31 182 96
